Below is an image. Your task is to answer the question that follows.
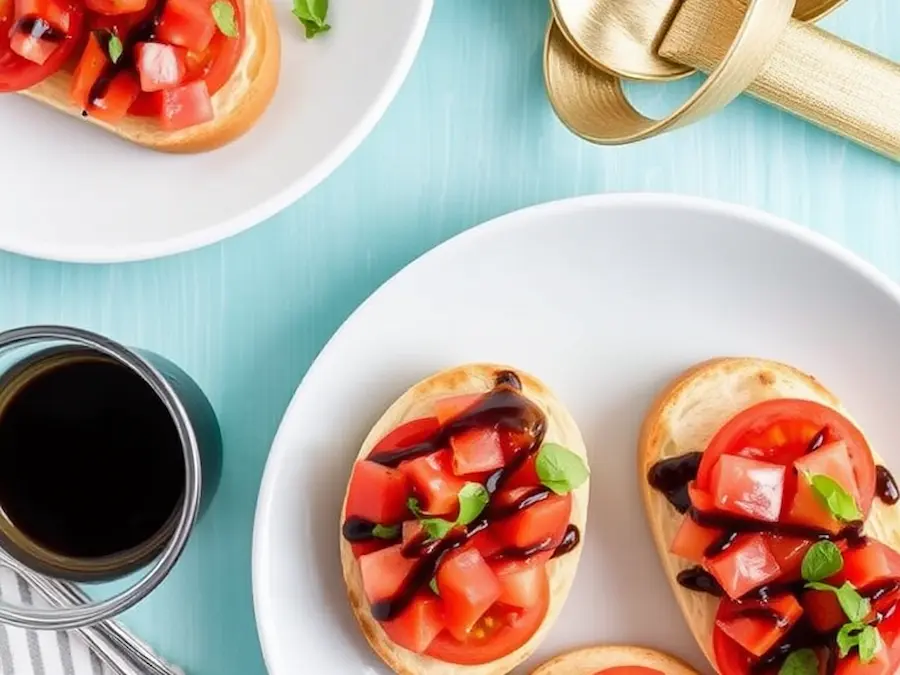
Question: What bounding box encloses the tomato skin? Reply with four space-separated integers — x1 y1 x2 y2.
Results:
159 79 213 130
450 428 505 475
70 31 106 109
492 560 545 608
435 394 481 425
425 571 549 665
135 41 185 92
697 399 876 517
833 539 900 590
15 0 71 31
370 417 440 459
705 534 781 600
835 649 893 675
0 0 83 92
344 460 410 525
802 587 846 633
402 449 466 516
380 592 445 654
89 71 140 123
715 595 803 657
669 516 722 564
359 544 417 606
492 489 571 550
436 548 502 641
156 0 216 53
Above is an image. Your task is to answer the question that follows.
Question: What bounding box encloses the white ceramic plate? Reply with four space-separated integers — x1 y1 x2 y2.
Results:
252 194 900 674
0 0 432 263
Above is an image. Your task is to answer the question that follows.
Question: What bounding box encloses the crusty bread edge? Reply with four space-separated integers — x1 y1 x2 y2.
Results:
339 363 591 675
531 644 701 675
18 0 280 153
637 357 900 673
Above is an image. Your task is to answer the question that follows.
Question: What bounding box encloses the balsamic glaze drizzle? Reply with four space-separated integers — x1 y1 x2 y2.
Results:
646 452 702 514
346 372 581 621
876 465 899 505
13 17 65 42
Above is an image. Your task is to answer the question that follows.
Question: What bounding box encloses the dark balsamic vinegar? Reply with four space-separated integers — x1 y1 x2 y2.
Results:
0 350 184 559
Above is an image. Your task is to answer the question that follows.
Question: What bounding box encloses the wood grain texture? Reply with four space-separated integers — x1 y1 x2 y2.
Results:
0 0 899 673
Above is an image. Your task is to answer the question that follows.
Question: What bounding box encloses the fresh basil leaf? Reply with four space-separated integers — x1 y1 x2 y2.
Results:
457 482 489 525
836 582 872 623
429 578 439 595
291 0 330 38
211 0 238 37
837 622 865 658
372 524 399 540
419 518 453 541
801 540 843 582
407 497 422 517
858 626 881 663
535 443 589 495
107 35 123 64
805 472 862 522
807 581 871 623
778 648 818 675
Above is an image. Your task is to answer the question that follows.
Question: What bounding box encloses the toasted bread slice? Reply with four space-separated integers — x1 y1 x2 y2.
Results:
531 644 700 675
19 0 280 153
340 363 590 675
638 357 900 670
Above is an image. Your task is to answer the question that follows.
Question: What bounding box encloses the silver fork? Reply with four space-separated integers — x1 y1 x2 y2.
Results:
0 549 183 675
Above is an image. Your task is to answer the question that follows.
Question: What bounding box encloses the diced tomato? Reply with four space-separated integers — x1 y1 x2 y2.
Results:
503 454 540 490
492 489 571 550
467 528 503 560
712 620 756 675
401 449 466 516
159 80 213 130
157 0 216 52
426 571 549 665
70 31 107 109
492 560 545 608
835 648 893 675
688 481 717 513
85 0 146 14
359 545 417 605
350 540 385 558
785 441 862 533
135 42 185 92
380 592 445 654
89 72 140 123
766 535 812 581
711 455 785 522
716 594 803 657
704 534 781 599
450 428 505 475
14 0 70 31
802 587 846 633
344 460 410 525
435 394 481 425
9 31 57 65
436 548 502 641
669 517 723 564
696 399 876 519
370 417 440 459
834 539 900 591
402 520 423 547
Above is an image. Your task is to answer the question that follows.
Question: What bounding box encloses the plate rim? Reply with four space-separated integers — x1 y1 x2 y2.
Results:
0 0 434 264
250 191 900 672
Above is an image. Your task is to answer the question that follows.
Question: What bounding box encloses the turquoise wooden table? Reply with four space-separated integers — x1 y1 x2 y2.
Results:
2 0 899 672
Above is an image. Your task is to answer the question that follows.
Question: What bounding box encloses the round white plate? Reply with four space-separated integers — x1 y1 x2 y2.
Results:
0 0 432 263
252 194 900 674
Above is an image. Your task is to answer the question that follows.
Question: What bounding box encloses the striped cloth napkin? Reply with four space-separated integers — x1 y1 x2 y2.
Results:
0 566 114 675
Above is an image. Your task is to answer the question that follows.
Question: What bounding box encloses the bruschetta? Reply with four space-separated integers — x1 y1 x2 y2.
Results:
339 363 590 674
640 357 900 675
1 0 280 152
531 644 700 675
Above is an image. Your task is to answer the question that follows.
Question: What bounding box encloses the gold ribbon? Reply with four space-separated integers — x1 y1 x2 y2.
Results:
544 0 796 144
545 0 900 161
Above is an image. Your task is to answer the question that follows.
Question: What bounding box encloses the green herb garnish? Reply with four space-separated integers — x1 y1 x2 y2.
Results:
778 648 818 675
801 540 843 582
805 473 862 522
107 35 123 64
805 581 871 623
407 482 490 541
291 0 330 38
535 443 589 495
211 0 238 38
371 524 400 540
